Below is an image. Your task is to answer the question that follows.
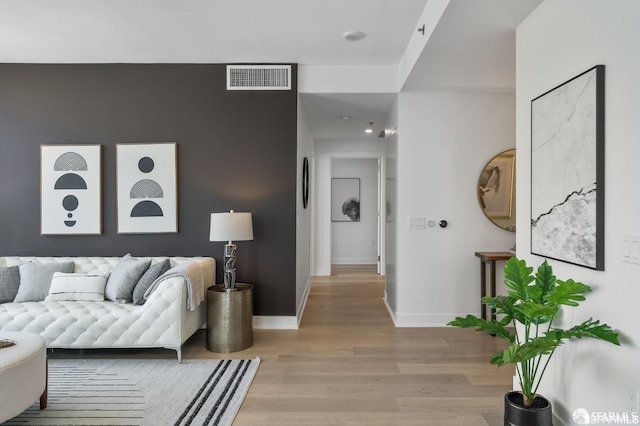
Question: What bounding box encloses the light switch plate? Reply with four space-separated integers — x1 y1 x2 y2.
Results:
622 235 640 265
408 216 426 230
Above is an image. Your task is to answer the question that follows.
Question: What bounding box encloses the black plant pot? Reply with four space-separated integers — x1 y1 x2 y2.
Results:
504 391 553 426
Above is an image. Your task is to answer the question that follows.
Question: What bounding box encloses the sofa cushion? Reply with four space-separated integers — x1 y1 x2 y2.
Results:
45 272 110 302
0 266 20 303
132 259 171 305
14 261 75 302
104 254 151 303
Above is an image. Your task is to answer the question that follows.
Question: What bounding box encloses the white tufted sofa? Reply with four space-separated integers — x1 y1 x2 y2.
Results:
0 256 215 362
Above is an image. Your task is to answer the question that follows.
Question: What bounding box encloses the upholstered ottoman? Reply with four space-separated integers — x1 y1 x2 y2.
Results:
0 331 47 423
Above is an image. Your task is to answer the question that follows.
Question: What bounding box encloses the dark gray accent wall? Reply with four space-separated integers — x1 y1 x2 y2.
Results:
0 63 297 316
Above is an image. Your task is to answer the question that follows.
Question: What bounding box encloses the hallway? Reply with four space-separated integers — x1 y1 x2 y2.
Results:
229 265 513 425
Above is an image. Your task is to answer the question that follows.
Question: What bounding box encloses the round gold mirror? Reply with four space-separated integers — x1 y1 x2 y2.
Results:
477 149 516 232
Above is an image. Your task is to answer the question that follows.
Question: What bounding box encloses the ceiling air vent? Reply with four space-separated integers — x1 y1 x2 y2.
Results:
227 65 291 91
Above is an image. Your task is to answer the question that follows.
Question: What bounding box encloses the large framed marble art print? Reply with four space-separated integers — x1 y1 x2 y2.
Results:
531 65 605 270
41 144 102 235
116 142 178 234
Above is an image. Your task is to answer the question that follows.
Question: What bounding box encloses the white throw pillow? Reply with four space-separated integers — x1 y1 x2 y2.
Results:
14 261 75 302
45 272 110 302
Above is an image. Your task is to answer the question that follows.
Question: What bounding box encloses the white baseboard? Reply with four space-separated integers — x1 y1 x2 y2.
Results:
296 276 312 328
314 265 331 276
393 312 459 327
383 295 398 325
252 276 311 330
382 303 475 328
253 315 299 329
383 298 457 327
331 257 377 265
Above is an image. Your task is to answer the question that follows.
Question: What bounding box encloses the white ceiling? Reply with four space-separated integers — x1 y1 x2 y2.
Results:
0 0 427 64
403 0 542 92
0 0 542 140
299 93 397 141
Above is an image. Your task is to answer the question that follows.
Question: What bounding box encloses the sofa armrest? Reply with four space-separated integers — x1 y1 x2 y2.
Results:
142 276 187 308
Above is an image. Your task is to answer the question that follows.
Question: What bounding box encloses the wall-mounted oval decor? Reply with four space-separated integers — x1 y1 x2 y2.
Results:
302 157 309 209
477 148 516 232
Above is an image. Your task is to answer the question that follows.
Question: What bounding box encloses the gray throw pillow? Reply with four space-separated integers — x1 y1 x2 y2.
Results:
14 261 75 302
132 259 171 305
0 266 21 303
104 254 151 303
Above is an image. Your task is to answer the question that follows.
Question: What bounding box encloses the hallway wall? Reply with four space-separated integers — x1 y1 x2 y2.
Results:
392 91 516 325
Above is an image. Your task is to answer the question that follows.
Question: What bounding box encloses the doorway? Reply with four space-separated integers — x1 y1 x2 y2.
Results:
312 151 386 277
331 158 379 272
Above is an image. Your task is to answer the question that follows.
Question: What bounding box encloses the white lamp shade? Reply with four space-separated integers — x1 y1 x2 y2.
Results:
209 212 254 242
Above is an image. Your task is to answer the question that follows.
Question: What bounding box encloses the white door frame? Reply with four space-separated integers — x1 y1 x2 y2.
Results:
313 151 386 276
377 157 386 275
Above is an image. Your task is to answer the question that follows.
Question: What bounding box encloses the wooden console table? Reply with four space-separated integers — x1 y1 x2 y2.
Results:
475 251 513 321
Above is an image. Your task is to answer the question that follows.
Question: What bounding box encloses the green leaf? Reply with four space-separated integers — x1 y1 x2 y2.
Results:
490 351 505 366
504 257 534 301
545 279 591 307
514 301 558 324
483 295 517 320
447 315 514 341
490 343 517 367
503 344 518 364
534 260 556 302
561 318 621 345
515 336 563 362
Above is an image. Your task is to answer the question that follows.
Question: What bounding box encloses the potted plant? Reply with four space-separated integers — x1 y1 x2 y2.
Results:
448 257 620 425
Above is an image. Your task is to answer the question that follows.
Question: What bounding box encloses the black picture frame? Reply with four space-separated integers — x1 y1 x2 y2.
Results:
530 65 605 270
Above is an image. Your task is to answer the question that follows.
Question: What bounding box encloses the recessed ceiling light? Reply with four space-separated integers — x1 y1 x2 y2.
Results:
365 122 374 134
340 115 351 121
343 30 366 42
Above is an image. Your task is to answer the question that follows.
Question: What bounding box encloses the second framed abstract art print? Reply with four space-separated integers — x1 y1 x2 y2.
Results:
116 142 178 234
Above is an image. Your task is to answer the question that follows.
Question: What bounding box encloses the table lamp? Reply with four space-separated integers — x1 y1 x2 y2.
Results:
209 210 254 290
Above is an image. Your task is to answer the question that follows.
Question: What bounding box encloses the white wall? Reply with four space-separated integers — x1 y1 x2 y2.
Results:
385 99 399 313
331 158 378 264
299 65 399 94
393 91 516 326
517 1 640 422
296 100 313 323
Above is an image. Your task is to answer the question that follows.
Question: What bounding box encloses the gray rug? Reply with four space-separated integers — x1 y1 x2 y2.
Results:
6 358 260 426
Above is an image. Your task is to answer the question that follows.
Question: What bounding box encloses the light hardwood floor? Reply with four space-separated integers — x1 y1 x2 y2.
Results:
51 265 513 425
194 265 512 425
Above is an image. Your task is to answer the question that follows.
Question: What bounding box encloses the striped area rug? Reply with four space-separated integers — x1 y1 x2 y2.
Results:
6 357 260 426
